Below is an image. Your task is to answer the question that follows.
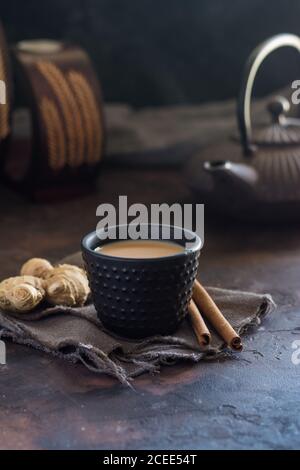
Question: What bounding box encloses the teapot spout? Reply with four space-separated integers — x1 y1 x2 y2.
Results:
203 160 258 199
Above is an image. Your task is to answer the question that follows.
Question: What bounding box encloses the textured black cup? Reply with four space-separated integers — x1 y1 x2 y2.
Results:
82 225 201 339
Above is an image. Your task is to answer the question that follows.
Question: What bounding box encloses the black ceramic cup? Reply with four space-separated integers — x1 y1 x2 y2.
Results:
82 224 201 339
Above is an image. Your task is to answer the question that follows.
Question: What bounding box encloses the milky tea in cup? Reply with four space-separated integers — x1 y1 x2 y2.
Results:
82 225 201 338
95 239 185 259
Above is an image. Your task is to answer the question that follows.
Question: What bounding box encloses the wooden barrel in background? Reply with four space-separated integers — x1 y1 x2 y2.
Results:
0 20 12 160
2 37 105 201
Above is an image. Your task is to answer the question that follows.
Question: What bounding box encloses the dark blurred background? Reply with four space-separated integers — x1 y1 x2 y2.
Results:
1 0 300 106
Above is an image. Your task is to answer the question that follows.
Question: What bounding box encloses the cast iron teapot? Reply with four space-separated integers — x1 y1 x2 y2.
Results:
189 34 300 221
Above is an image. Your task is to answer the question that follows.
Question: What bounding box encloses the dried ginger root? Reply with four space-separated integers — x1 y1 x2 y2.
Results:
0 258 90 312
0 276 45 312
44 264 90 307
20 258 53 278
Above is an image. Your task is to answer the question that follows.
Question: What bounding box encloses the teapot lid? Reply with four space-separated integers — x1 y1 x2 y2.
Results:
254 96 300 146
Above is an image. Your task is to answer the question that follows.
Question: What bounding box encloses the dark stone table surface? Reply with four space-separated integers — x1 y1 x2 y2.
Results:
0 103 300 449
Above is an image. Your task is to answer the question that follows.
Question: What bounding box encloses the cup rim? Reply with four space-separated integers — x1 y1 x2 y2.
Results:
81 224 202 263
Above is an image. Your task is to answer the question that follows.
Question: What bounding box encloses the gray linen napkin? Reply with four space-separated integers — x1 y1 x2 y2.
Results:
0 252 276 385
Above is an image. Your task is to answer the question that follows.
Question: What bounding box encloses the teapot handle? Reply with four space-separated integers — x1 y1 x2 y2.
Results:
238 33 300 155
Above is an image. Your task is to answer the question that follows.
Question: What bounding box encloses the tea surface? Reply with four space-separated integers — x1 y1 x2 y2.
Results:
95 239 184 259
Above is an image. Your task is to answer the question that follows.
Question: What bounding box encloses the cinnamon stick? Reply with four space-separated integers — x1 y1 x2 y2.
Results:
193 280 243 351
188 299 211 347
